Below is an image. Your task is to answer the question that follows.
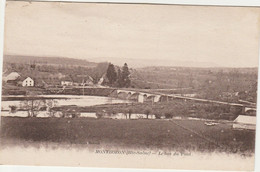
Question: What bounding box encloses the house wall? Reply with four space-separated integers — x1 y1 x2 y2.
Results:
61 81 73 86
22 77 34 87
6 80 18 86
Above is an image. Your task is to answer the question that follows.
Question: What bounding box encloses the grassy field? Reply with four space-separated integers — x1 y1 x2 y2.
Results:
0 117 255 155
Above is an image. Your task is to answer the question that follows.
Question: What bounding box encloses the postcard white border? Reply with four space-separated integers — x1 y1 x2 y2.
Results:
0 1 260 172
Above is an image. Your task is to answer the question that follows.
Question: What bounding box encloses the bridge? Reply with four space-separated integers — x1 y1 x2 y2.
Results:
112 89 161 103
45 86 256 114
110 88 257 114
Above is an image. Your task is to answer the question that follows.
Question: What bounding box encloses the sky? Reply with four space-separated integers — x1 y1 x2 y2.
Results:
3 1 260 67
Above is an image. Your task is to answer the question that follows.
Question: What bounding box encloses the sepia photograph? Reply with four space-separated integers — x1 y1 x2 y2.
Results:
0 0 259 171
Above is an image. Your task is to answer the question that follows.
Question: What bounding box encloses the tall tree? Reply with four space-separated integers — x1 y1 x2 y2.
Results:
106 63 117 86
117 68 124 87
121 63 131 87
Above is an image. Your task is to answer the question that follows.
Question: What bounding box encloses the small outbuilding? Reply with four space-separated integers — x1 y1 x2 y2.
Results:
4 72 21 82
61 76 74 86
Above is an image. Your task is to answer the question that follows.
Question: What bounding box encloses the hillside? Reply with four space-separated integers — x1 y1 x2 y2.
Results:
3 55 97 67
88 57 221 68
2 55 109 84
130 66 258 102
2 55 258 103
130 66 258 89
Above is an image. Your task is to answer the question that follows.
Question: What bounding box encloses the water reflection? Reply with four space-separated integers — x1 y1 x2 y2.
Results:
1 95 131 118
1 95 130 111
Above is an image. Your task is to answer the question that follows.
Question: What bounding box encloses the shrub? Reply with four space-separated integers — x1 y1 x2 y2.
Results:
96 111 103 119
71 112 80 118
128 108 133 119
112 110 118 115
9 105 17 113
153 110 162 119
144 108 152 119
165 112 174 119
154 113 162 119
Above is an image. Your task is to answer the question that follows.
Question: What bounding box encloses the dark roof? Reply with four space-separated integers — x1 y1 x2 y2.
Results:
71 75 93 83
62 76 74 82
20 76 33 81
41 78 61 85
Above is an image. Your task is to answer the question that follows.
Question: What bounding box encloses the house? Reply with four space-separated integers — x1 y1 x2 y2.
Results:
77 75 94 86
40 79 61 87
68 75 94 86
61 76 74 86
4 72 21 85
22 77 34 87
4 72 21 82
97 77 104 85
97 74 109 86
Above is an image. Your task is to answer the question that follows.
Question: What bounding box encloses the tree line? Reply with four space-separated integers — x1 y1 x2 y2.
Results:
105 63 131 88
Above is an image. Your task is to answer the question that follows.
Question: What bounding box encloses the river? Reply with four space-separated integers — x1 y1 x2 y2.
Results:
1 95 130 110
1 95 131 118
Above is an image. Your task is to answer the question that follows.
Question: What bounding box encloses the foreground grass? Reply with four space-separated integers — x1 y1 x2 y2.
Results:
0 117 255 155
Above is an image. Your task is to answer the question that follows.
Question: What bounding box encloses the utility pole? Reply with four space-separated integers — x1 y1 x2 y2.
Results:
83 79 85 96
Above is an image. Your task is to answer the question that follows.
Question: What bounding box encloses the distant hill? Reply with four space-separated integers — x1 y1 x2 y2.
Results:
3 55 98 67
88 57 221 68
130 65 258 89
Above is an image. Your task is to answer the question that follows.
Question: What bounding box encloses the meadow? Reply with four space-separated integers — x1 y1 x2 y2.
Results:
0 117 255 155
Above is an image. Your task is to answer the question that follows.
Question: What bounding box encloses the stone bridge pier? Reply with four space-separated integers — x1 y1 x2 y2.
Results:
111 89 162 103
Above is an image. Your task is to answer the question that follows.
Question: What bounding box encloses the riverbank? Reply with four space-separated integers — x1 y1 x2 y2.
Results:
52 99 239 120
1 93 243 120
2 85 115 97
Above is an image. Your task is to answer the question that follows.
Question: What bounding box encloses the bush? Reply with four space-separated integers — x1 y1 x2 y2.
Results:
165 112 174 119
9 105 17 113
154 113 162 119
153 110 162 119
112 110 118 115
96 111 104 119
71 112 80 118
128 108 133 119
144 108 152 119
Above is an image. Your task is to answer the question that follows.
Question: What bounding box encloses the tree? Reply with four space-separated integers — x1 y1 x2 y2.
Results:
154 110 162 119
121 63 131 88
46 99 58 117
188 72 194 88
144 108 152 119
22 93 46 117
117 68 124 87
106 63 117 86
90 62 109 84
128 108 133 119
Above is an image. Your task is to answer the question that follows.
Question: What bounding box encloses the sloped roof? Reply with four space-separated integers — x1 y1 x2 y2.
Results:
61 76 74 82
72 75 94 83
22 76 34 81
19 76 32 81
41 78 60 85
5 72 21 81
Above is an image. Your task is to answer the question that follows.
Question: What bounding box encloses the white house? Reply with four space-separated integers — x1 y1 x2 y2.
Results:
81 76 94 86
22 77 34 87
97 77 104 85
61 76 74 86
61 81 73 86
97 74 109 86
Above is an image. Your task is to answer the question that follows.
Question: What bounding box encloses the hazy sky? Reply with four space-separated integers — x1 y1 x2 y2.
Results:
3 1 260 67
